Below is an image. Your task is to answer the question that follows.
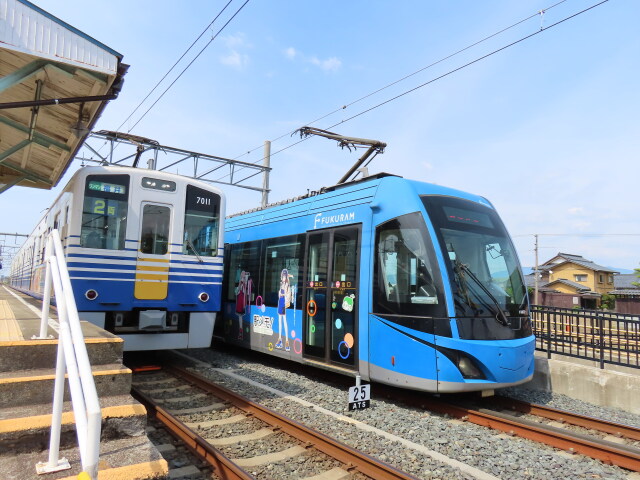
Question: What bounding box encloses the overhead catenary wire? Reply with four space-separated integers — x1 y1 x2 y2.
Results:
125 0 251 134
321 0 609 133
231 0 570 164
218 0 605 184
114 0 236 134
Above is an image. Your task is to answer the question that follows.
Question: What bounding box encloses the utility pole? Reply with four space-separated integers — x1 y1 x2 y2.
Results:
261 140 271 208
534 234 539 306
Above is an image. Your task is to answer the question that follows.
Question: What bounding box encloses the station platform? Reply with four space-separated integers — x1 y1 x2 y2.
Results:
0 285 168 480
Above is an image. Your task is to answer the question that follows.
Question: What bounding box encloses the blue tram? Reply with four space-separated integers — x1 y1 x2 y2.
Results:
218 173 534 393
10 166 224 351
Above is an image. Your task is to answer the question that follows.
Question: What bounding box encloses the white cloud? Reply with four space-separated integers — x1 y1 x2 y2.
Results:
421 161 434 170
223 33 250 49
220 50 249 69
284 47 341 72
571 220 592 229
568 207 584 215
309 56 342 72
219 33 251 69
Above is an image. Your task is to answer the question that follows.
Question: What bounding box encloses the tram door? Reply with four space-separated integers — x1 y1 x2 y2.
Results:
134 203 171 300
303 226 359 368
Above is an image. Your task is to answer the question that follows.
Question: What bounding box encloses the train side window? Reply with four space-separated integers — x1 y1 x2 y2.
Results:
81 175 129 250
140 204 170 255
262 235 305 309
374 212 445 318
183 185 220 257
225 241 262 302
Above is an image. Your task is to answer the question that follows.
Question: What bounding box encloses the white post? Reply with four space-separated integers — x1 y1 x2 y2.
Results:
46 305 67 468
37 236 54 339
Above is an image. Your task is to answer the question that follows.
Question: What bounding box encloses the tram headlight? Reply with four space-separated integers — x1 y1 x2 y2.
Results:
198 292 209 302
456 355 484 379
438 347 486 380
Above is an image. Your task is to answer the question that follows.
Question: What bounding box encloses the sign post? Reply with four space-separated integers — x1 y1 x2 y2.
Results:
348 376 370 411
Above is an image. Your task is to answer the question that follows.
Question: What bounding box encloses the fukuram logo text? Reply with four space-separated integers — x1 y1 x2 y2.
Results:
314 211 356 229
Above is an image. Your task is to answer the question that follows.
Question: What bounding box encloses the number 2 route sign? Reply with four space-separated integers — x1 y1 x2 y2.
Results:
348 384 371 411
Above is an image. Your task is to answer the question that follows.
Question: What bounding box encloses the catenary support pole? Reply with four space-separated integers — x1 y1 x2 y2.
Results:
261 140 271 208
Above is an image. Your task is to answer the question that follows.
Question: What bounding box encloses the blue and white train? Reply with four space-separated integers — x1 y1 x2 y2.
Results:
10 166 224 351
217 173 534 393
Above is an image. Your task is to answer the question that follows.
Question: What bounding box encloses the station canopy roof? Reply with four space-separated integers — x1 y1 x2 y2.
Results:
0 0 127 193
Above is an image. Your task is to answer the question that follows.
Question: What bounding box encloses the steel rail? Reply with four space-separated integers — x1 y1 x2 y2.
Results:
417 397 640 471
166 364 420 480
486 396 640 442
131 387 251 480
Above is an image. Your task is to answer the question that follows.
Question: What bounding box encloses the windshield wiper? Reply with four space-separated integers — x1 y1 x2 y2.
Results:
185 238 204 264
454 259 510 327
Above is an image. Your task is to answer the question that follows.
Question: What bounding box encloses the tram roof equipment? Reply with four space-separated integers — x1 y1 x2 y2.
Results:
0 0 127 193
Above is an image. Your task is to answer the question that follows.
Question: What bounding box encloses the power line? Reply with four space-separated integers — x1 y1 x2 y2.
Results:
231 0 569 164
126 0 251 134
219 0 606 184
115 0 235 134
321 0 608 131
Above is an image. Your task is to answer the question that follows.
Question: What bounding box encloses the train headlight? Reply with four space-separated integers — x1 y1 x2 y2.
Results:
198 292 209 302
85 289 98 300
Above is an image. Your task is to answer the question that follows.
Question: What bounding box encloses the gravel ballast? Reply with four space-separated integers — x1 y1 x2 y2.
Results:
174 348 640 480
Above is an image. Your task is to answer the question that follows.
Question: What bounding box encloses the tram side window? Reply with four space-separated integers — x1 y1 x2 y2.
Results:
226 241 262 303
262 235 305 310
183 185 220 257
81 175 129 250
374 212 444 317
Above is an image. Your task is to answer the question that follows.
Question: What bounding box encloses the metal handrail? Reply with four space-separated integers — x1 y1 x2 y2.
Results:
35 230 101 479
531 305 640 369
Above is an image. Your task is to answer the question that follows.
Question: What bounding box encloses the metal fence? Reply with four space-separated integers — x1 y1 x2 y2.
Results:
531 305 640 369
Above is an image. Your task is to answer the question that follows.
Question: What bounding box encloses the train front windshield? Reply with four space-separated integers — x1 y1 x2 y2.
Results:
422 196 531 340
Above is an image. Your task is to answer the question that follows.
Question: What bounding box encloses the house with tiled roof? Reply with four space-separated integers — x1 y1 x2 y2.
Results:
528 253 618 309
610 273 640 314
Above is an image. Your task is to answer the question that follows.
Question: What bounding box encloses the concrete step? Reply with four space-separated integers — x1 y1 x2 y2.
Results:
0 435 168 480
0 324 124 373
0 395 148 454
0 363 132 408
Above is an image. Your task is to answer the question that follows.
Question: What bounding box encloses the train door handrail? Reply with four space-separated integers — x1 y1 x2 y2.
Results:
35 230 101 479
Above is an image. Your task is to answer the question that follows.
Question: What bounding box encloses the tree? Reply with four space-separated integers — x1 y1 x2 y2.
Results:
634 266 640 288
600 293 615 310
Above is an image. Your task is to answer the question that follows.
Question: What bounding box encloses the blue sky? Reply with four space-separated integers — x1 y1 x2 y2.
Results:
1 0 639 275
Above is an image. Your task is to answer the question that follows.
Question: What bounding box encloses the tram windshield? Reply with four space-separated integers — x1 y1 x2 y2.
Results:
422 196 530 339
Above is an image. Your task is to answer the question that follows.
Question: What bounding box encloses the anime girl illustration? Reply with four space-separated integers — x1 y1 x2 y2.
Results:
235 270 252 340
275 268 292 351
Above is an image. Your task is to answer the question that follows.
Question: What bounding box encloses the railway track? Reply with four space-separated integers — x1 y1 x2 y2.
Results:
484 395 640 443
410 393 640 472
131 364 420 480
256 350 640 472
